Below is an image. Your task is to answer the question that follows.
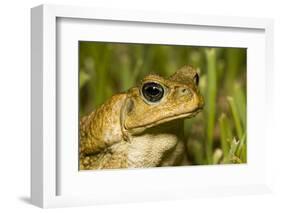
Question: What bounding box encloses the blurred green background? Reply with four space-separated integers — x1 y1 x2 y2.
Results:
79 42 247 165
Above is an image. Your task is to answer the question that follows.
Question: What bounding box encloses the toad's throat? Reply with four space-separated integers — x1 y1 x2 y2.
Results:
125 108 202 131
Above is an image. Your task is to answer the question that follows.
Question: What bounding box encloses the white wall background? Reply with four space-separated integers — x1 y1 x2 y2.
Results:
0 0 280 212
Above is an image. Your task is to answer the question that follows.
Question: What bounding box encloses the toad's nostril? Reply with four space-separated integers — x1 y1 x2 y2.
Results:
178 87 192 97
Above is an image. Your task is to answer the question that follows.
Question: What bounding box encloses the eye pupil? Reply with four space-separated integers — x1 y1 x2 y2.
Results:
147 86 160 95
142 82 164 102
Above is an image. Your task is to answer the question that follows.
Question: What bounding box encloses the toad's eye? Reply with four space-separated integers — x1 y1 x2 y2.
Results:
142 82 164 102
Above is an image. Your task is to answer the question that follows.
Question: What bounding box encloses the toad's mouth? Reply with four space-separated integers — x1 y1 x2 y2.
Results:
126 107 203 132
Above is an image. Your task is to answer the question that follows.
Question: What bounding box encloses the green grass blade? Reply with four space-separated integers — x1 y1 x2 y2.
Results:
234 83 246 129
236 133 247 163
205 48 217 164
79 70 90 89
225 137 240 163
218 113 230 158
227 96 243 140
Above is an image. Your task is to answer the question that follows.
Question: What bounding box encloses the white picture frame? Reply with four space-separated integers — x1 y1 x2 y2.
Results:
31 4 274 208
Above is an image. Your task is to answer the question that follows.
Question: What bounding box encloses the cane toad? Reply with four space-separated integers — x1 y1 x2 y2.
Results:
79 65 204 170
